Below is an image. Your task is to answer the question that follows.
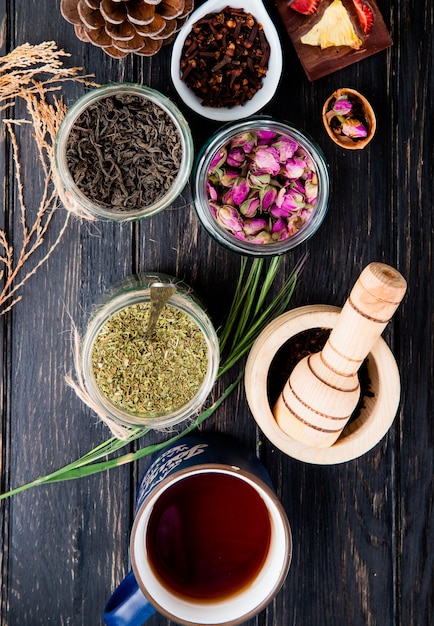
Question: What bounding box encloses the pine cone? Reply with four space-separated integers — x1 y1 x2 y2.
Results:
61 0 194 58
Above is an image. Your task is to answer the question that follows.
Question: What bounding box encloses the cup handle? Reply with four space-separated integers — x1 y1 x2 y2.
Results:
103 570 156 626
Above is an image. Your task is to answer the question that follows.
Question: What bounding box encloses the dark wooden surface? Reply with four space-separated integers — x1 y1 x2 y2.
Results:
1 1 433 625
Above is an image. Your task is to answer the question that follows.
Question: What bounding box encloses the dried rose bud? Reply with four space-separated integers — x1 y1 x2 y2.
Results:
333 96 353 116
291 178 306 195
207 180 218 201
287 214 306 236
240 194 260 217
208 200 219 217
226 147 246 167
233 231 249 242
342 118 368 138
304 179 318 203
247 172 271 189
209 147 227 173
260 185 278 211
248 230 273 244
273 136 298 161
257 130 278 143
275 187 305 212
216 205 244 233
226 178 250 205
231 132 257 153
252 146 281 175
271 217 287 237
243 217 268 236
274 227 290 241
219 169 239 187
302 153 315 174
270 204 292 219
284 156 306 179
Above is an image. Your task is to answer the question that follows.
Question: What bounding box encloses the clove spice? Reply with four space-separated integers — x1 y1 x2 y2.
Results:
180 7 271 108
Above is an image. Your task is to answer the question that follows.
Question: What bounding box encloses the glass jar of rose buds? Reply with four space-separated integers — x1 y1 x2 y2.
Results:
193 117 329 256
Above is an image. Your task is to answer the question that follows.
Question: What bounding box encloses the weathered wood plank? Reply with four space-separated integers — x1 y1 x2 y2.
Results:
2 3 135 624
0 0 433 624
393 1 434 625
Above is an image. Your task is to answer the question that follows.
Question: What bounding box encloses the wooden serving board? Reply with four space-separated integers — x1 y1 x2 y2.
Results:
274 0 393 81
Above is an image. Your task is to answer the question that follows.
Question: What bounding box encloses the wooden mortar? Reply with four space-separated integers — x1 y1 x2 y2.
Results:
245 272 406 464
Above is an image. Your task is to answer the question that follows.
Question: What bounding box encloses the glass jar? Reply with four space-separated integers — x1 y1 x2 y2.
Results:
54 83 194 221
193 116 329 256
81 273 220 429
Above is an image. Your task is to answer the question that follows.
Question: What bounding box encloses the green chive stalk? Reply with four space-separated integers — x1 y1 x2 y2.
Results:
0 254 306 500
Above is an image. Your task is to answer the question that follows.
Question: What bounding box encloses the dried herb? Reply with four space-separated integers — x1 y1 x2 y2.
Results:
66 94 182 211
180 7 270 108
0 42 93 314
207 128 318 243
91 302 208 415
267 327 374 425
325 95 368 140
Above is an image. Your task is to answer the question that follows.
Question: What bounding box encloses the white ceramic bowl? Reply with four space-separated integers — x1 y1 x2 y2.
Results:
170 0 283 121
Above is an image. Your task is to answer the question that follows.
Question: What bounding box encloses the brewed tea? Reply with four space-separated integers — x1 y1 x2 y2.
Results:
146 471 271 601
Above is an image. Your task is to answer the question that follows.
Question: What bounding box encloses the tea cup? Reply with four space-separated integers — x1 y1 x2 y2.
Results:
103 432 292 625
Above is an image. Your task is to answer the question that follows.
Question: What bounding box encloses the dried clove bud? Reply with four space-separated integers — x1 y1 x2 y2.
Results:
180 6 270 108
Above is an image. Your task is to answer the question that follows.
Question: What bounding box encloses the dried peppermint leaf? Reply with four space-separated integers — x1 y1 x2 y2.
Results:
91 303 209 415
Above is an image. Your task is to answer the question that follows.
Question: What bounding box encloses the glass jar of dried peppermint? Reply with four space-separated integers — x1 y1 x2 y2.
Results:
81 273 220 429
54 83 193 221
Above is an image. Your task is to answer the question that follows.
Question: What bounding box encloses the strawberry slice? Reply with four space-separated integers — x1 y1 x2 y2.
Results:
289 0 321 16
352 0 375 34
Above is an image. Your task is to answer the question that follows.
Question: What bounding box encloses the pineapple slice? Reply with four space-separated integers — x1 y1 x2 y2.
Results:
300 0 362 50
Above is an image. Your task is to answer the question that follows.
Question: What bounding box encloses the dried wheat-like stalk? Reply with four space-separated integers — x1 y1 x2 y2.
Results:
0 41 95 314
0 41 92 112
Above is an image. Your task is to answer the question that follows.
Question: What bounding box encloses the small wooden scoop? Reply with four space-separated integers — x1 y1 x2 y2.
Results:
273 263 407 448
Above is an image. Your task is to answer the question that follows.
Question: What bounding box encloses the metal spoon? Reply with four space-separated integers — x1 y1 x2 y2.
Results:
140 282 176 341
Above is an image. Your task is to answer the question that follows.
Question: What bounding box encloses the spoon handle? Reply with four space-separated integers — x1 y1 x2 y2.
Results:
143 283 176 340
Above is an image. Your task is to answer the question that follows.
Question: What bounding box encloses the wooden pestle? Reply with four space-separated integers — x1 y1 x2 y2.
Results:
273 263 407 448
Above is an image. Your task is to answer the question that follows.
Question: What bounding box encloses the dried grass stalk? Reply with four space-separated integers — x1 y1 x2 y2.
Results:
0 41 95 314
